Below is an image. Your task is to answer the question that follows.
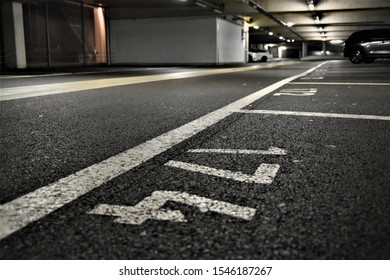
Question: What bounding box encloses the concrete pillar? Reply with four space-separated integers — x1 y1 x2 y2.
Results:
302 41 307 58
0 2 26 69
94 7 107 63
322 41 326 56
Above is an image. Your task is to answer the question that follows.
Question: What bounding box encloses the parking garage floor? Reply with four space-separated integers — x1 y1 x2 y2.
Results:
0 60 389 259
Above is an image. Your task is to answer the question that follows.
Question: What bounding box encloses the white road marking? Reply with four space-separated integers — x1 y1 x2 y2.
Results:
290 82 390 86
234 109 390 121
0 61 327 240
300 77 324 80
187 147 287 155
165 160 280 184
0 61 299 101
273 88 317 96
88 191 256 224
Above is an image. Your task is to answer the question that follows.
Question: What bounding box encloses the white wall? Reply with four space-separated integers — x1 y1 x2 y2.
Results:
216 18 245 63
109 16 245 65
110 17 217 65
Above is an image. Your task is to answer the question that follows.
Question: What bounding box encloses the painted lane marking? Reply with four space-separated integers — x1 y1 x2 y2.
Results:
273 88 317 96
234 109 390 121
0 61 327 240
165 160 280 184
300 77 324 80
187 147 287 155
290 82 390 86
88 191 256 225
0 61 300 101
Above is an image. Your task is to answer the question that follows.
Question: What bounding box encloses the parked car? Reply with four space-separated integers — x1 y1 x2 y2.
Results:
344 29 390 63
248 49 273 62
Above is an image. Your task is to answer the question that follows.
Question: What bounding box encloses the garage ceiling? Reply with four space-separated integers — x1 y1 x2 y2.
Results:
19 0 390 43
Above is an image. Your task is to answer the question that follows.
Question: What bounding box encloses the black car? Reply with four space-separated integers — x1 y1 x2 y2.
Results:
343 29 390 63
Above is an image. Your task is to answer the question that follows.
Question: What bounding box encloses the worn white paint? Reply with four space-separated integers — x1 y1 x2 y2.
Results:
188 147 287 155
273 88 317 96
234 109 390 121
291 82 390 86
165 160 280 184
88 191 256 224
0 61 326 240
300 77 324 80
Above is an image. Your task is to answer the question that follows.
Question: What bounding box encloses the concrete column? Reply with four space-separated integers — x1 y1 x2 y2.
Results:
301 41 307 58
94 7 107 63
322 41 326 56
1 2 26 69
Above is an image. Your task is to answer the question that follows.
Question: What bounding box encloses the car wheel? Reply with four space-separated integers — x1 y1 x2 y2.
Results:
349 49 364 64
364 58 375 63
248 56 257 62
261 56 268 62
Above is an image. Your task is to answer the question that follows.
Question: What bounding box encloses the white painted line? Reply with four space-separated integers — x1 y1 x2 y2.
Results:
0 61 326 240
234 109 390 121
187 147 287 155
300 77 324 80
274 88 317 96
0 61 299 101
290 82 390 86
165 160 280 184
88 191 256 224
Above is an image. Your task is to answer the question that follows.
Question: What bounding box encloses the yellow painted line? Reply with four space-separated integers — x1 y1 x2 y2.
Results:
0 61 299 101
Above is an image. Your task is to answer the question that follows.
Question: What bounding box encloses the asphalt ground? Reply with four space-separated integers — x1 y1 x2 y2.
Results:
0 60 389 259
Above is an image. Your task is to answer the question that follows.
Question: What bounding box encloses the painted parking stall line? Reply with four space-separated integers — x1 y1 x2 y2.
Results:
187 147 287 155
273 88 317 96
0 62 326 240
233 109 390 121
291 82 390 86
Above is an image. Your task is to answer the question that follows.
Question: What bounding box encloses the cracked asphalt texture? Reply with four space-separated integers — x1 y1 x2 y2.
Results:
1 60 389 259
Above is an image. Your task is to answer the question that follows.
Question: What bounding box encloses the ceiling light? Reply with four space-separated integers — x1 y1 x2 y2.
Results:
314 16 320 24
253 25 259 29
330 40 344 44
308 3 315 10
319 26 324 31
269 32 274 35
286 22 295 27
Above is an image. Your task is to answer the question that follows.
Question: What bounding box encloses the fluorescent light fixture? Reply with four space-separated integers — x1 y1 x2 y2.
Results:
213 8 222 13
330 40 344 44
